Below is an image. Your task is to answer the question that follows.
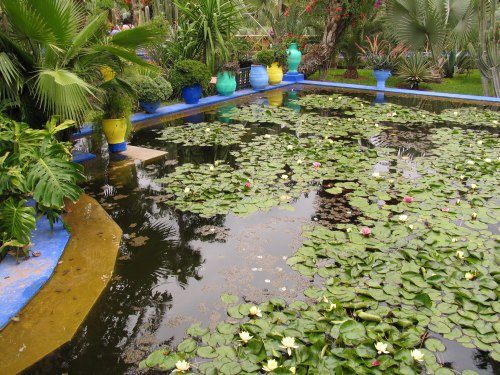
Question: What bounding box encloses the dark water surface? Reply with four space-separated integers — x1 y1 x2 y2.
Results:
25 87 498 374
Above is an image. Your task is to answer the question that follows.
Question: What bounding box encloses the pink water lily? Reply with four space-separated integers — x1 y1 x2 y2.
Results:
360 227 371 236
442 207 449 212
313 162 321 169
403 196 414 203
245 182 252 189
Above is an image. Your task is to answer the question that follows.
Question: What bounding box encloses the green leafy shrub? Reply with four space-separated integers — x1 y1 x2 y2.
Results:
220 61 240 76
132 75 173 103
397 53 433 89
169 59 212 92
101 81 134 119
254 49 276 67
0 116 84 261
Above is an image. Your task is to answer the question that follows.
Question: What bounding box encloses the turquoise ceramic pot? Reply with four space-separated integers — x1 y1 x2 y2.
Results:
249 65 268 90
216 72 237 96
286 43 302 73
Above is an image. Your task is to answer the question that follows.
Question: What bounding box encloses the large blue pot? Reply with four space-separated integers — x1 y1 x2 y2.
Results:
139 101 161 114
249 65 268 90
181 84 202 104
373 69 391 89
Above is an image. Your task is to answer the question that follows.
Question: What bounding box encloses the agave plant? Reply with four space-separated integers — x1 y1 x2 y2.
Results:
397 53 433 89
357 34 407 71
173 0 243 73
0 115 84 261
0 0 164 126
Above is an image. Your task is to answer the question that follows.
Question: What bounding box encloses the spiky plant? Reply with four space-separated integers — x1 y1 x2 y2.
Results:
397 53 433 89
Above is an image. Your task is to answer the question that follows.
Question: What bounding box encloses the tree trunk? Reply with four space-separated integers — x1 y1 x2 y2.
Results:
299 1 351 77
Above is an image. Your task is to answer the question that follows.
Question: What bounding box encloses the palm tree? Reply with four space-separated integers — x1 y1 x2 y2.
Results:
384 0 477 64
0 0 163 126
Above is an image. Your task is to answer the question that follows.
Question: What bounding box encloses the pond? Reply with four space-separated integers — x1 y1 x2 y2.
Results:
26 87 499 374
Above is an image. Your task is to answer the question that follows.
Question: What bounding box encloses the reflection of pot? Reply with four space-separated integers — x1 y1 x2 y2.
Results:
249 65 268 90
267 91 283 107
100 66 116 81
184 112 205 124
373 69 391 89
372 92 386 105
102 118 127 152
216 72 237 96
285 90 301 112
267 63 283 85
217 104 236 123
181 84 202 104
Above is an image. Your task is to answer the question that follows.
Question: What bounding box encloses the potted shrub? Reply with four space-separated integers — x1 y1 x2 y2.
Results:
358 35 406 89
267 47 287 85
216 61 239 96
170 59 211 104
101 83 133 153
250 50 273 90
133 75 173 113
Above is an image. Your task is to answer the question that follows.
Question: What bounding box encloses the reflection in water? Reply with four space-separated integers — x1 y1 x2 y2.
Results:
372 91 386 105
23 87 499 374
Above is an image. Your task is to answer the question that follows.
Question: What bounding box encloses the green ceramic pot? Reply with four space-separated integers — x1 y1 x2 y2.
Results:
216 72 237 96
286 43 302 73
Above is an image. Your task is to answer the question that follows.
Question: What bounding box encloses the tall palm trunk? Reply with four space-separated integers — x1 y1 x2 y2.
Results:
299 1 353 77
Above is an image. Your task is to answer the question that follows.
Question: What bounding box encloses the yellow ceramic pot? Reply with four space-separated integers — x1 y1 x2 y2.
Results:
267 63 283 85
100 66 116 82
102 118 127 152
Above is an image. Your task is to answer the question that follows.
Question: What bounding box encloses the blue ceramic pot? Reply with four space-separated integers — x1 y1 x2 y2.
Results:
181 84 202 104
373 69 391 89
249 65 268 90
139 101 161 114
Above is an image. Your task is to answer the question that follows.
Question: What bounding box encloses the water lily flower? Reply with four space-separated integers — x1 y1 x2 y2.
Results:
264 134 271 139
281 174 289 180
209 164 214 171
452 238 457 243
494 120 498 125
471 212 477 220
485 158 492 163
411 349 424 362
470 183 477 189
459 175 465 180
477 140 483 145
375 342 389 354
313 161 321 169
346 227 352 233
403 196 414 203
249 305 262 317
456 199 461 205
327 139 334 144
205 127 211 132
360 227 372 236
466 160 474 165
465 272 475 280
388 179 395 185
456 250 464 259
280 337 299 355
296 159 303 164
184 187 190 194
453 111 458 116
287 145 294 150
375 123 379 128
239 331 253 343
245 182 252 189
399 214 408 222
392 111 397 116
328 121 332 126
280 195 291 201
442 207 449 212
371 360 381 367
408 224 414 230
372 172 381 178
329 97 333 101
174 360 190 373
262 359 278 372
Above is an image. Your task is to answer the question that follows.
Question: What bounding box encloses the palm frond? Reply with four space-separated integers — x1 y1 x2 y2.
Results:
110 24 166 49
65 11 108 62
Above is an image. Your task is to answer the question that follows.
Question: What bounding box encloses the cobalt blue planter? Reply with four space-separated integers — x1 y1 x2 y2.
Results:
181 84 202 104
139 101 161 114
249 65 268 90
373 69 391 89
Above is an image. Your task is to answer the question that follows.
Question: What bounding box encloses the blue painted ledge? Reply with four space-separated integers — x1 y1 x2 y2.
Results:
71 122 94 140
0 216 70 330
301 80 500 104
131 82 295 123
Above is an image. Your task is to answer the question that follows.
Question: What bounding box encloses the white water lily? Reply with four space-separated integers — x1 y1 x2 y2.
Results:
456 199 461 205
375 342 389 354
262 359 278 372
280 195 291 201
374 123 379 127
392 111 397 116
477 140 483 145
329 97 333 101
204 127 211 132
209 164 214 171
451 238 457 243
485 158 492 163
471 212 477 220
465 272 475 280
280 337 299 355
249 305 262 317
466 160 474 165
411 349 424 362
398 214 408 222
456 250 464 259
328 121 332 126
453 111 459 116
493 120 498 124
470 183 477 189
184 187 190 194
239 331 253 343
174 360 190 373
264 134 271 139
281 174 289 180
372 172 381 178
296 159 303 164
346 227 352 233
287 145 294 150
459 175 465 180
408 224 414 230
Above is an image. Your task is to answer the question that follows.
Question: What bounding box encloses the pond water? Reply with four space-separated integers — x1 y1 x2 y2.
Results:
25 87 499 374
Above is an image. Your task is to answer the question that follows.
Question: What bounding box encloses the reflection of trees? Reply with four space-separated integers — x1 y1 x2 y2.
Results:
312 186 362 229
473 349 498 372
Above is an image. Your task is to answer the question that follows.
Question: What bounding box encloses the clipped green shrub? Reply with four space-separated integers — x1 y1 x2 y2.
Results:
132 75 173 103
169 59 211 92
254 49 275 67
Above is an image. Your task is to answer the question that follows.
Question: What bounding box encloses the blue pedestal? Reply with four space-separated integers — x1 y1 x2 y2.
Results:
283 72 305 82
71 123 94 140
109 142 127 153
72 151 96 163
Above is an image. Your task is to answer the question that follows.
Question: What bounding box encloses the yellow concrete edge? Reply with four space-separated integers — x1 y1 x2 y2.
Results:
0 194 122 375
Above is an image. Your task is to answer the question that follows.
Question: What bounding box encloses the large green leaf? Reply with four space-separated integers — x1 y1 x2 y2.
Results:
0 198 35 245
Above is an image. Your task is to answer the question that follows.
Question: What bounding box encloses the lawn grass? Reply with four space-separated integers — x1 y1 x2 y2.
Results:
310 69 485 97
